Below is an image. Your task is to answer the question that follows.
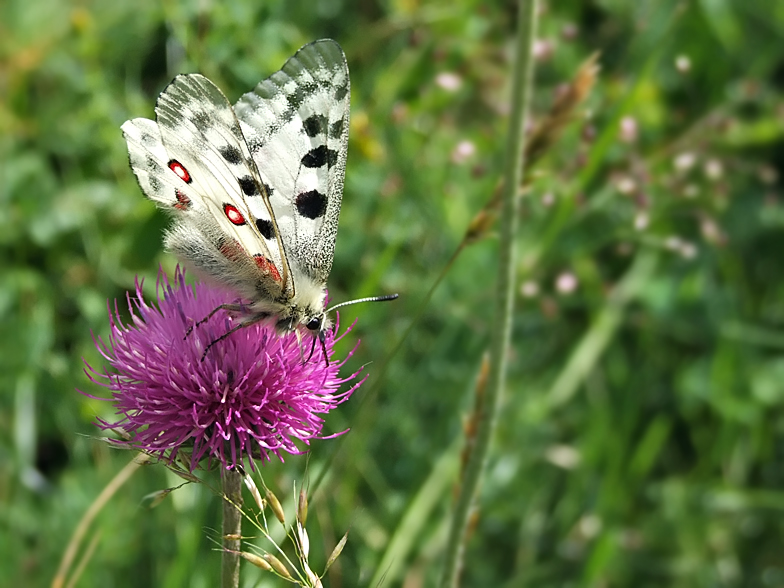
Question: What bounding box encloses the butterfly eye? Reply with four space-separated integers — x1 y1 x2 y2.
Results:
306 317 321 331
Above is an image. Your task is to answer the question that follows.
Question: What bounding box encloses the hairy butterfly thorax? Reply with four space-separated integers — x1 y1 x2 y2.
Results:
122 39 397 361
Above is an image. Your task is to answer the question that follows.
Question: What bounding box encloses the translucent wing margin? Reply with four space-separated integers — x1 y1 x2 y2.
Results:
234 39 350 286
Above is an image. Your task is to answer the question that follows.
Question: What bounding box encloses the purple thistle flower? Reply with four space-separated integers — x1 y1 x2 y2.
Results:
83 267 363 470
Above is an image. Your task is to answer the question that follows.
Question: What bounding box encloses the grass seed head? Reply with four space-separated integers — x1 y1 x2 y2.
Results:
244 474 265 512
240 552 272 571
263 553 293 579
325 531 349 572
265 487 286 525
298 486 309 525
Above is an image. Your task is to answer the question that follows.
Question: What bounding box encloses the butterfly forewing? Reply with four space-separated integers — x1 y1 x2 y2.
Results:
234 39 350 287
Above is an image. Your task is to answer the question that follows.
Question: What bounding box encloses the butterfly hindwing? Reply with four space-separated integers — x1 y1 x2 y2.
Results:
234 39 350 288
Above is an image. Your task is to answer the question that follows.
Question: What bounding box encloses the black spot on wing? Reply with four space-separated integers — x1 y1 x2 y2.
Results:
287 91 305 109
301 145 338 168
329 118 344 139
303 114 326 137
278 109 295 125
247 135 264 153
301 146 327 168
238 176 258 196
295 190 328 219
256 218 275 239
287 81 317 110
284 83 305 109
192 110 211 127
219 145 242 164
335 84 348 101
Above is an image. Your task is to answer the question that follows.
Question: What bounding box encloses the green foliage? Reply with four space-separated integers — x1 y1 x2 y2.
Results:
2 0 784 586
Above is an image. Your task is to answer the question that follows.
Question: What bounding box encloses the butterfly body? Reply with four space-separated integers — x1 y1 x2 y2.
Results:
122 40 350 343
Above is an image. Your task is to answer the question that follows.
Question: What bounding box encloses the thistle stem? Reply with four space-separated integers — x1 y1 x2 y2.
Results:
221 468 243 588
439 0 538 586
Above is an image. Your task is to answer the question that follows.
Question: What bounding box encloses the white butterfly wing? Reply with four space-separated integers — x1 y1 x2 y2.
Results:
234 39 350 288
122 74 293 304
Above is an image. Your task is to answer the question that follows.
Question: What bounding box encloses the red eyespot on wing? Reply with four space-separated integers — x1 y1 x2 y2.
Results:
168 160 191 183
173 189 191 210
253 255 282 282
219 239 245 262
223 204 246 226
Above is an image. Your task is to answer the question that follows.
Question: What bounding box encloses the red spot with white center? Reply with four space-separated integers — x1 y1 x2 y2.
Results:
223 204 246 226
168 160 191 183
254 255 282 282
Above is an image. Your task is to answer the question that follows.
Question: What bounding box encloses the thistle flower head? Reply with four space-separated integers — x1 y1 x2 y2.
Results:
83 267 362 469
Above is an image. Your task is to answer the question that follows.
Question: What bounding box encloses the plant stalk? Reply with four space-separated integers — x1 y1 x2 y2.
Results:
221 468 243 588
439 0 538 585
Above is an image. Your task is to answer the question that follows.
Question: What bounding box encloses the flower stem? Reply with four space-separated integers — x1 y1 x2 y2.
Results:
221 468 243 588
439 0 538 586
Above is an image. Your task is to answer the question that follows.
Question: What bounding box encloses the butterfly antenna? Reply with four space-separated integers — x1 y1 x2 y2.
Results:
325 293 399 313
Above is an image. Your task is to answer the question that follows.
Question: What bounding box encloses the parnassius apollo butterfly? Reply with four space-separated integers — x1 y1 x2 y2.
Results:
122 39 394 359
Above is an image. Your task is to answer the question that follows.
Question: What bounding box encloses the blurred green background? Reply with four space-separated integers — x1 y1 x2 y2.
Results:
3 0 784 586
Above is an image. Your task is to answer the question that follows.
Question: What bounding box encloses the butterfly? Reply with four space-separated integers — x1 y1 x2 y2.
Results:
122 39 396 360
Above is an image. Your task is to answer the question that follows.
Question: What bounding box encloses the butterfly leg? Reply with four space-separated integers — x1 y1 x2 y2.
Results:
318 329 329 367
200 311 270 361
184 303 248 340
294 329 324 365
306 334 320 364
298 329 328 366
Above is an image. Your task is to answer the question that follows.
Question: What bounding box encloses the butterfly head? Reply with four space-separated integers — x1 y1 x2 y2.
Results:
274 309 330 365
300 312 329 353
306 315 330 363
305 314 328 337
270 293 399 365
273 307 330 335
